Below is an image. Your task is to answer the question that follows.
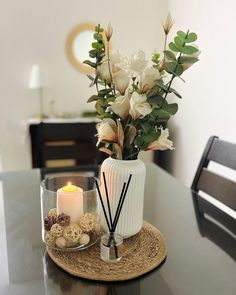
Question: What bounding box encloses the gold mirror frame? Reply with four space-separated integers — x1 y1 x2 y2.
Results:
66 23 96 74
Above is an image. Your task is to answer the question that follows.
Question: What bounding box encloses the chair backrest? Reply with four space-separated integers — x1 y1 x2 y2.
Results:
30 122 106 169
191 136 236 211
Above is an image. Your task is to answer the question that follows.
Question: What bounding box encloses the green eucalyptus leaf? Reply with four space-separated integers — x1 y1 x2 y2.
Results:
148 95 165 107
98 88 112 97
83 60 97 68
174 36 184 47
163 103 178 115
87 95 100 102
185 32 197 43
93 33 103 41
87 75 94 81
179 45 199 55
164 62 183 76
155 80 170 93
92 42 104 49
134 135 143 147
170 88 182 98
177 31 187 39
179 56 199 64
140 121 152 134
164 50 176 61
95 26 104 33
169 42 180 52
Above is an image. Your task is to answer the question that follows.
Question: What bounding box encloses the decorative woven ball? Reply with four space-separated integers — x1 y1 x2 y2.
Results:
78 233 90 245
63 224 82 242
50 223 64 238
45 231 55 245
55 237 67 249
57 213 70 226
48 208 57 218
79 213 95 233
44 215 57 231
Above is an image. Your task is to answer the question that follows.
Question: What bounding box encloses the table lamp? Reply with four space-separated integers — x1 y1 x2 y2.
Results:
28 65 47 119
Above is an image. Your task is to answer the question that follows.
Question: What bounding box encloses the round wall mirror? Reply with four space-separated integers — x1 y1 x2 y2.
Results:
66 23 103 74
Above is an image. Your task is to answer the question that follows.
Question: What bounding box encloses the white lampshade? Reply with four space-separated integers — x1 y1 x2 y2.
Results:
28 65 44 89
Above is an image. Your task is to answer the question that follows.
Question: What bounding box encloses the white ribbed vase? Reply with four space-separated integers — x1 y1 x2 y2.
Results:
100 157 146 238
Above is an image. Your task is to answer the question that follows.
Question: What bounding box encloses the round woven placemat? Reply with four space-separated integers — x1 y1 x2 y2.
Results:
47 221 167 281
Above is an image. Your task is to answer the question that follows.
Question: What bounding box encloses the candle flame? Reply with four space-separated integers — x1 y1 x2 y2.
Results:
67 182 72 186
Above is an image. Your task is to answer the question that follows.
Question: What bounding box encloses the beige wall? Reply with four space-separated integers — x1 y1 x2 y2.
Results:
168 0 236 185
0 0 168 171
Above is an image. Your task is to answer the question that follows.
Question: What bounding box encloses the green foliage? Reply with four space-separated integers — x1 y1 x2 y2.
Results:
84 24 200 159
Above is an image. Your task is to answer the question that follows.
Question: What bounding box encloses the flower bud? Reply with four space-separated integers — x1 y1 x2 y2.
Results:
105 22 113 41
162 13 174 35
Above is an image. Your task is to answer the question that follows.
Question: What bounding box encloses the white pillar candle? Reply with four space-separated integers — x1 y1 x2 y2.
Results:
57 182 83 224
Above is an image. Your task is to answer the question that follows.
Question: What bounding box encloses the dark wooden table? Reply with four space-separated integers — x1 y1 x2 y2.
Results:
0 163 235 295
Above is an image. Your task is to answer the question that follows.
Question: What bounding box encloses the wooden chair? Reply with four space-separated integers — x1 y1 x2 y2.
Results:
191 135 236 211
191 136 236 240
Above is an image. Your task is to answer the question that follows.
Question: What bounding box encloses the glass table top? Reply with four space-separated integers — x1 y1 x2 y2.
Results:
0 163 235 295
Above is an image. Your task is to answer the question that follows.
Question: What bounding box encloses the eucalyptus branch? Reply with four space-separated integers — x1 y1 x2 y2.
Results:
159 29 190 110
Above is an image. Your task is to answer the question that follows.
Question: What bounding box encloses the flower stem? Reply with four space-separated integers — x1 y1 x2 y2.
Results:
107 44 116 96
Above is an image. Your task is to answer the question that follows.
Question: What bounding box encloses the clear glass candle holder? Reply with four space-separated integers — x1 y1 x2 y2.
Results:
100 232 123 262
41 175 101 250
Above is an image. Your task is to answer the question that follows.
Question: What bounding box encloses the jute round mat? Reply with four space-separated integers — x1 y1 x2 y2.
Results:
47 221 167 281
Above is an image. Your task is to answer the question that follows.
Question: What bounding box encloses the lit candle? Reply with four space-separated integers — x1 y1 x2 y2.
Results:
57 182 83 224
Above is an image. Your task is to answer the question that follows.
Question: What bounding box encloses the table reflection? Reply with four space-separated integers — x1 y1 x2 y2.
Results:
192 191 236 261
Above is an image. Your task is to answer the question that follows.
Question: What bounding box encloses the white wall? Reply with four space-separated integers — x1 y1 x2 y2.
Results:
168 0 236 185
0 0 168 171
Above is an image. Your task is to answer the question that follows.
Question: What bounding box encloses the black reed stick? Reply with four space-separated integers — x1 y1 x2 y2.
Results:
95 179 112 232
111 182 126 231
112 174 132 233
102 172 113 230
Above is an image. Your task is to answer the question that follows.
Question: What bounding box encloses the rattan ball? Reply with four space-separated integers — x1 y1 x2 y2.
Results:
78 233 90 245
45 231 55 245
48 208 57 218
63 224 82 242
79 213 95 233
55 237 67 249
51 223 64 238
44 215 57 231
57 213 70 226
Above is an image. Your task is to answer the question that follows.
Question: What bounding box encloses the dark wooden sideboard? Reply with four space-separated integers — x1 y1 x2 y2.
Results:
28 118 167 170
28 118 107 168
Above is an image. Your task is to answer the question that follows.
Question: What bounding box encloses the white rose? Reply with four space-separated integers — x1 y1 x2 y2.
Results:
109 94 130 119
147 128 174 151
113 70 130 95
140 67 161 93
97 60 111 83
129 92 152 120
96 119 117 143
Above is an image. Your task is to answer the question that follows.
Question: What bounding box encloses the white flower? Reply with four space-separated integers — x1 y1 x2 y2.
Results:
122 50 148 77
140 67 161 93
96 119 117 143
110 50 124 73
129 92 152 120
113 70 130 94
109 94 130 119
147 128 174 151
97 60 111 83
